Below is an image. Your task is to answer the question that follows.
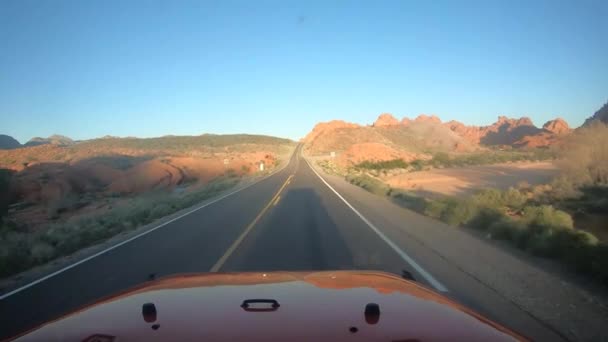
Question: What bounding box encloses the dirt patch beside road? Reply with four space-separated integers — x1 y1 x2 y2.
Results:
383 161 559 197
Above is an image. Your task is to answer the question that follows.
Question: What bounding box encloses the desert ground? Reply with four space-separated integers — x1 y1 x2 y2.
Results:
381 161 559 197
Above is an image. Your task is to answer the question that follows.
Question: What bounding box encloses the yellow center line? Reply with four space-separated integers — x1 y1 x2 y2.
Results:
209 174 294 272
273 195 281 206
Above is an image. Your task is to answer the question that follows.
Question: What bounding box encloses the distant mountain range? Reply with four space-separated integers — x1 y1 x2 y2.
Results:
0 135 21 150
0 135 74 150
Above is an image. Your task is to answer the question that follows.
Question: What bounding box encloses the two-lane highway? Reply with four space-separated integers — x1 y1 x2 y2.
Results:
0 144 565 340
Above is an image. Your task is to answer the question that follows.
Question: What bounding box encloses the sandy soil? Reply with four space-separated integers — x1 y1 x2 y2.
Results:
382 161 559 197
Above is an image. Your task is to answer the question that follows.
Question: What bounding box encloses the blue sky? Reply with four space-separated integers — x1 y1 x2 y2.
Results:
1 0 607 143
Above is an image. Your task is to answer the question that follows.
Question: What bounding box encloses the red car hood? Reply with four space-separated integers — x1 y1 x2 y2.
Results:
12 271 528 341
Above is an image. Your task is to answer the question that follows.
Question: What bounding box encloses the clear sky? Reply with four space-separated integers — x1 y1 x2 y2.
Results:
1 0 607 143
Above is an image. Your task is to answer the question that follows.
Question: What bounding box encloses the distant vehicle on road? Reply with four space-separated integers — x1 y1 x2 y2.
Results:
10 271 528 341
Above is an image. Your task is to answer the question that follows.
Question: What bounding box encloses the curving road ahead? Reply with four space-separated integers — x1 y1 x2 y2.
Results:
0 145 566 340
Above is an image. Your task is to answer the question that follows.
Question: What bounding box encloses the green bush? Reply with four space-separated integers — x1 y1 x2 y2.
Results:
150 203 172 219
467 207 505 231
552 230 599 269
440 199 478 226
430 152 451 168
346 174 390 196
522 205 573 230
30 242 56 262
473 188 528 211
424 199 447 219
356 159 408 170
488 217 526 241
590 245 608 285
391 190 427 212
410 159 425 171
502 188 527 210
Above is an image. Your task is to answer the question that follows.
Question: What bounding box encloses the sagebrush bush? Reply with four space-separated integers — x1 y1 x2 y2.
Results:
558 122 608 185
346 174 390 196
424 200 447 219
467 207 505 231
472 188 505 210
150 203 172 219
502 188 527 210
440 199 478 226
30 242 56 262
522 205 573 230
356 159 408 170
488 217 526 241
391 190 427 212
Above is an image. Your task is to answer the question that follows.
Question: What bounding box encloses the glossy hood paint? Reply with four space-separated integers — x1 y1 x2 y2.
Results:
11 271 528 341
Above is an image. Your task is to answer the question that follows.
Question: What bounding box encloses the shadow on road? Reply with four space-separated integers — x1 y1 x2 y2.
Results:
222 188 356 271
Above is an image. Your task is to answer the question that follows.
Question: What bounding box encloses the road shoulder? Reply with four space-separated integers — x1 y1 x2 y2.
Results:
305 156 608 342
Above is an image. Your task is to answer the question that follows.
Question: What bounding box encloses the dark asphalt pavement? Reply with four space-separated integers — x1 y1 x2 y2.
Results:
0 145 565 341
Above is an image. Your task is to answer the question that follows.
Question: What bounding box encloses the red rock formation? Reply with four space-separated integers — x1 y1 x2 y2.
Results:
443 120 484 144
542 118 570 134
401 117 412 126
373 113 400 127
415 114 442 124
303 120 361 143
443 116 570 147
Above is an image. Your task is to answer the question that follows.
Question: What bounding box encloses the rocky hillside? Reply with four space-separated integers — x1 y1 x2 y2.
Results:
0 135 21 150
0 134 295 227
444 116 571 148
304 113 475 166
583 101 608 126
304 112 573 166
24 135 74 147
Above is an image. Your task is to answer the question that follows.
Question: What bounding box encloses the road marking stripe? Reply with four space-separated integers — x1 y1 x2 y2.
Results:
0 148 299 301
210 174 294 272
273 195 281 206
304 157 449 293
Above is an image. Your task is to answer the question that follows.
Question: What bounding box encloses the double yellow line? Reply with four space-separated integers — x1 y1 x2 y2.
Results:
209 174 294 272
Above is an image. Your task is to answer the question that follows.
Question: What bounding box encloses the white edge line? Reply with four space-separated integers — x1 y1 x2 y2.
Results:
303 157 449 293
0 148 297 301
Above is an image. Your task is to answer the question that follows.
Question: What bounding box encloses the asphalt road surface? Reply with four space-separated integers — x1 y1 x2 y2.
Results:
0 145 566 340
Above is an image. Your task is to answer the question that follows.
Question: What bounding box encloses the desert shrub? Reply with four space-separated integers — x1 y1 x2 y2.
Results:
467 207 505 231
488 217 526 241
356 159 408 170
590 245 608 285
552 230 599 270
472 188 505 210
346 174 390 196
0 232 32 277
0 169 12 220
440 199 478 226
549 176 582 199
430 152 451 167
424 199 448 219
150 203 172 219
409 159 425 171
0 174 242 279
522 205 573 230
558 122 608 185
391 190 427 212
502 188 527 210
30 241 56 262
